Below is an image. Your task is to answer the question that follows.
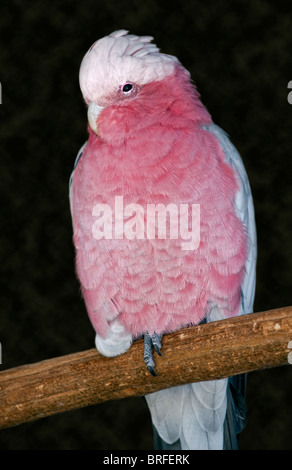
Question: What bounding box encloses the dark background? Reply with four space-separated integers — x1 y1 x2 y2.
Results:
0 0 291 450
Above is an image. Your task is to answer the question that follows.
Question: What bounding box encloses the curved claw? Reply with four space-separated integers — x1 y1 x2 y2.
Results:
144 332 163 377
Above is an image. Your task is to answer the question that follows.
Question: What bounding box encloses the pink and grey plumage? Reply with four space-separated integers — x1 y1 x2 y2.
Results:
70 30 257 449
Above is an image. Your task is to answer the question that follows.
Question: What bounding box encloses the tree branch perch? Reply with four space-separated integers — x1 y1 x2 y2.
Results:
0 306 292 430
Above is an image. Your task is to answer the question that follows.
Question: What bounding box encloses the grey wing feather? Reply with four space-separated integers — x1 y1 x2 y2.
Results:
202 123 257 315
146 125 257 450
69 142 87 218
146 380 227 450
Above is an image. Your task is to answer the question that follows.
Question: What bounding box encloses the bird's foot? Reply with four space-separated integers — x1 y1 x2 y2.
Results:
144 332 162 377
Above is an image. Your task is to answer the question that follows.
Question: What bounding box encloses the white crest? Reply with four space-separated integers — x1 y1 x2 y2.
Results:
79 30 179 104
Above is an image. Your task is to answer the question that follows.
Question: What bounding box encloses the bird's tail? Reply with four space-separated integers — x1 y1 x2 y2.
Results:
223 374 247 450
146 375 247 450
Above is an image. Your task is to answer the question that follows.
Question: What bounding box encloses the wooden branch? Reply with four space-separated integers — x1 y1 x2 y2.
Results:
0 306 292 430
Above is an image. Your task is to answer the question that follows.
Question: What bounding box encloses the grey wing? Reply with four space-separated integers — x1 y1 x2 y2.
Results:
202 123 257 316
69 141 87 219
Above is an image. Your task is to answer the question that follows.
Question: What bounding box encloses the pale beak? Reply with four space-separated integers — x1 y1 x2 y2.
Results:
87 102 104 135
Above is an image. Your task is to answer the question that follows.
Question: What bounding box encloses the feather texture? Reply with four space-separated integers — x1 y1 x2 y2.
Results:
70 31 257 450
145 125 256 449
146 380 227 450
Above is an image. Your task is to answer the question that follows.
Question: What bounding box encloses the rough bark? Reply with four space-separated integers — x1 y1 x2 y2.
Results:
0 306 291 430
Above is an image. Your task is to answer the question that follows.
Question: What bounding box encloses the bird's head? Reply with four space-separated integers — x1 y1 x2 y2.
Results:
79 30 208 143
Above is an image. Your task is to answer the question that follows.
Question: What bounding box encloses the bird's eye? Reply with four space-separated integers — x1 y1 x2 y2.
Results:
122 83 133 93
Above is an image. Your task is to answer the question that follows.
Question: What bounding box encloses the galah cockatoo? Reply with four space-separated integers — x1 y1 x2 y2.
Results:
70 30 257 450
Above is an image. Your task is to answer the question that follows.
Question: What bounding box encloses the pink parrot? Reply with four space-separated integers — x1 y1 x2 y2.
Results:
70 30 257 450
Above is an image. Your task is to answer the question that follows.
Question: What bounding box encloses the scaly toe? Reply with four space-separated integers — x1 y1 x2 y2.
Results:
143 332 163 376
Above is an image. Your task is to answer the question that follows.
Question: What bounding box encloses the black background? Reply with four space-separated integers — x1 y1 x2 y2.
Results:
0 0 291 450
